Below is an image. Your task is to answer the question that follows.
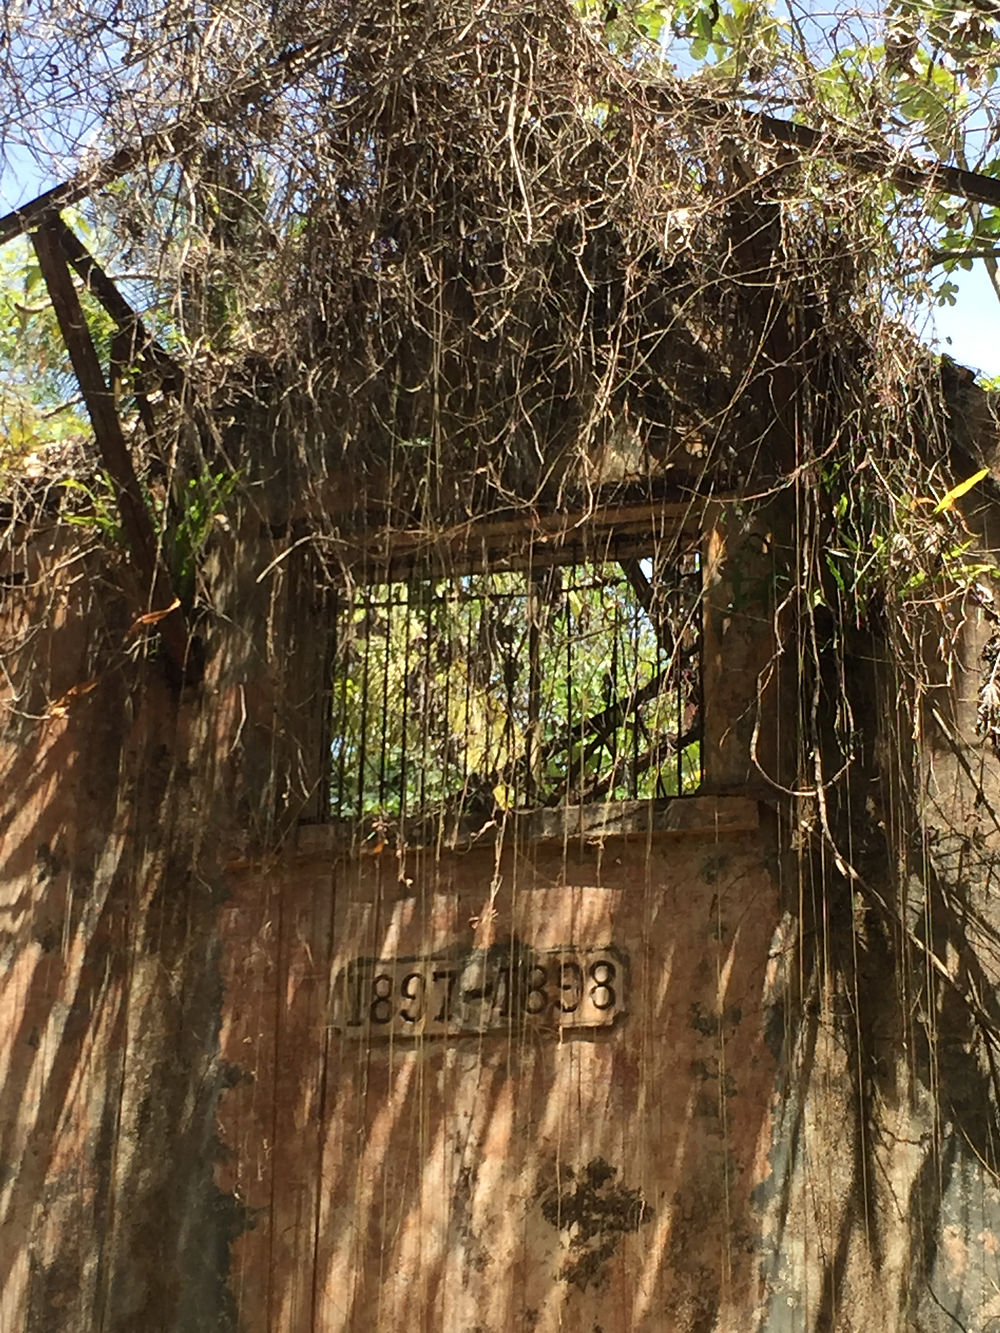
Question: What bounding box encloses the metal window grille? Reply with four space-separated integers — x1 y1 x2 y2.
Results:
330 546 702 823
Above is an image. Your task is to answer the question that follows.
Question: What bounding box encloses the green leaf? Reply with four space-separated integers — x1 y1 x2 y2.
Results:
635 2 665 41
694 7 715 42
825 553 847 593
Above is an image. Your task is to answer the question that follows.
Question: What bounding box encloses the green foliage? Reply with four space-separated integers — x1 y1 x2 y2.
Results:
60 473 123 542
819 456 998 625
159 468 240 606
0 215 118 467
580 0 1000 305
0 213 235 605
332 565 702 820
60 465 239 607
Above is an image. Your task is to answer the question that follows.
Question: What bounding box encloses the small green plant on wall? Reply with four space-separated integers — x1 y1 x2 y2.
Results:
158 467 240 606
61 464 239 608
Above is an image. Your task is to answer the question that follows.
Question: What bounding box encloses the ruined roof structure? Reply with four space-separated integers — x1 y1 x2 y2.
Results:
6 2 1000 1329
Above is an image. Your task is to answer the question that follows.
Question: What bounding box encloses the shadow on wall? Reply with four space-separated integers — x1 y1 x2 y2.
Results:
219 831 782 1332
0 595 241 1333
217 811 1000 1333
4 597 997 1330
753 827 1000 1333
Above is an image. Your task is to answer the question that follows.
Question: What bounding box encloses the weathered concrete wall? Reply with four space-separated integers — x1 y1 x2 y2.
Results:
210 803 1000 1332
217 803 778 1332
6 515 1000 1331
0 516 327 1331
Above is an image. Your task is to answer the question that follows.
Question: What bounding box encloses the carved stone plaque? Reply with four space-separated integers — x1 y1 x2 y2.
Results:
330 944 627 1038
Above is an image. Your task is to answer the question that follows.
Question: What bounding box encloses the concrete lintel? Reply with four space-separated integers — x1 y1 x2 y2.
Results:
293 795 759 859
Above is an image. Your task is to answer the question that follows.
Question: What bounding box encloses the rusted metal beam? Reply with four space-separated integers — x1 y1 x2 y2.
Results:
638 80 1000 209
30 217 191 681
51 215 153 332
754 107 1000 208
49 214 184 402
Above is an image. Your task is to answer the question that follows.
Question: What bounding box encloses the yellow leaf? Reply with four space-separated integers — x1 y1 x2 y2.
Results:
127 597 181 634
492 783 513 811
934 468 989 513
47 678 99 717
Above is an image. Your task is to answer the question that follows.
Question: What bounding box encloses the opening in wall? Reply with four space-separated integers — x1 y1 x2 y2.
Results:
329 535 703 827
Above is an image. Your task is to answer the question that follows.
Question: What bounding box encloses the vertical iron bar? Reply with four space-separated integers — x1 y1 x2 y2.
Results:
356 590 371 817
439 576 452 819
695 547 705 788
609 572 619 793
632 575 640 800
399 583 412 820
563 571 572 805
333 595 348 816
462 582 474 810
378 586 391 812
314 588 336 824
654 549 667 800
502 581 518 808
573 562 583 803
527 570 541 807
677 548 685 795
420 578 433 815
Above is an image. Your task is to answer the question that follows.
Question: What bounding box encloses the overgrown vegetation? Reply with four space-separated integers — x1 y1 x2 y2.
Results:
331 557 702 822
5 0 1000 1320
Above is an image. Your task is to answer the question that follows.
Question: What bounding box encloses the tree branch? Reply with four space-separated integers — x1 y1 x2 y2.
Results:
930 248 1000 267
0 31 344 248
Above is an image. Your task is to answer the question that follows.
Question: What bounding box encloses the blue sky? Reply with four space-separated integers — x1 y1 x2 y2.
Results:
932 263 1000 378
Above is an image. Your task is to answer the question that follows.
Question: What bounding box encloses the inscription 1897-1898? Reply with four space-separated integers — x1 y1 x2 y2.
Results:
330 944 627 1039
